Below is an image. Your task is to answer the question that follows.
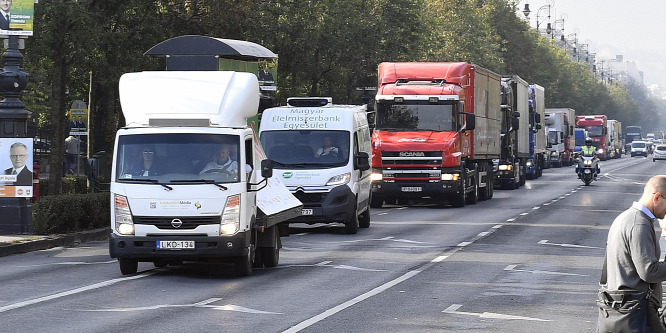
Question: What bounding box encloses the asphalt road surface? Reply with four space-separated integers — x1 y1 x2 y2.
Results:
0 155 663 332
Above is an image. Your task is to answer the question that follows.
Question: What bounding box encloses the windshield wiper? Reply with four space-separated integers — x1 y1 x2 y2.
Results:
171 179 228 190
121 178 173 190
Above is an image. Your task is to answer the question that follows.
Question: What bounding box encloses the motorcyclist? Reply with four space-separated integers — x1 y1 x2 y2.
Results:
576 137 601 177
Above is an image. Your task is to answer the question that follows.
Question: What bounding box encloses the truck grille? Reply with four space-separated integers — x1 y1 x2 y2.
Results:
381 151 442 166
134 216 220 230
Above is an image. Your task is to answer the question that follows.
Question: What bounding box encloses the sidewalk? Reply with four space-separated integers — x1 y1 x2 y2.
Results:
0 228 110 257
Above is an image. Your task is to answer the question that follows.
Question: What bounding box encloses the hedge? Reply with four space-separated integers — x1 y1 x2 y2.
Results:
38 176 89 196
32 192 110 234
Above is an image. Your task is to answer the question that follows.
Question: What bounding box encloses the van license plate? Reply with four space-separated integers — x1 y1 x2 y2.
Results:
156 241 195 249
302 209 314 215
402 187 422 192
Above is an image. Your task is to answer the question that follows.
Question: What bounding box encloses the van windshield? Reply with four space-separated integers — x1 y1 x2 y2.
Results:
115 133 243 183
632 142 646 148
260 130 350 168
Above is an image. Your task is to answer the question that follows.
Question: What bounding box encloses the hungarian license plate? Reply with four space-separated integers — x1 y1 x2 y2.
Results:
156 240 195 250
402 187 422 192
302 209 314 215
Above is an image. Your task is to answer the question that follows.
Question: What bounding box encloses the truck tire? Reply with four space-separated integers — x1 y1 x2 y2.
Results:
260 232 280 268
234 246 254 277
370 196 383 208
119 258 138 275
345 207 359 234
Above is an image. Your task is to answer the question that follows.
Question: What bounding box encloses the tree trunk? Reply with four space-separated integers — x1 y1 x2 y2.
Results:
47 55 67 195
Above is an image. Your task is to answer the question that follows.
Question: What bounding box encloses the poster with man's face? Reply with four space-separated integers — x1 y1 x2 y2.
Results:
0 138 33 197
0 0 34 36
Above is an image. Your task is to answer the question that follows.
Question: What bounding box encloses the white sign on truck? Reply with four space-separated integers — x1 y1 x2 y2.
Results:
109 71 301 276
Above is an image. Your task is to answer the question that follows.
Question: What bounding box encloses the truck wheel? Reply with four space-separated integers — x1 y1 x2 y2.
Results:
260 231 280 268
370 196 383 208
234 246 254 277
358 207 371 228
119 258 138 275
345 208 359 234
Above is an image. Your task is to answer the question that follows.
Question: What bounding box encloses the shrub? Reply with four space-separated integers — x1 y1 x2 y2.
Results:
33 192 110 235
38 176 89 196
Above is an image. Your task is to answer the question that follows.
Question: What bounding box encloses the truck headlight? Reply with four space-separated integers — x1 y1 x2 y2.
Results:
441 173 460 181
221 194 240 235
526 160 533 167
114 194 134 235
597 149 604 154
326 172 351 186
370 172 383 181
551 151 558 156
498 164 512 171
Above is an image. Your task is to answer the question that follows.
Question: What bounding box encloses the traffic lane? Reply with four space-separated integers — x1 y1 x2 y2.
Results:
291 166 641 332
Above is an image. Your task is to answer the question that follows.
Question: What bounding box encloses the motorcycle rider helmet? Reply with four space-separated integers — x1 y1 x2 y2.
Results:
585 137 593 145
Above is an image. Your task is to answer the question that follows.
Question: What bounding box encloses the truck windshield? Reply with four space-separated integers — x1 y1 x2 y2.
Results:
375 102 456 131
115 133 243 183
260 130 349 167
582 125 603 137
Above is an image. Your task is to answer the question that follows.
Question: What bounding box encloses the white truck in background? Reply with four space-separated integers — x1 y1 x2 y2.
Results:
109 71 301 276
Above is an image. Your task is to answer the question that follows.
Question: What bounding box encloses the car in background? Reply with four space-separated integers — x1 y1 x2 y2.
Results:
631 141 648 157
654 145 666 162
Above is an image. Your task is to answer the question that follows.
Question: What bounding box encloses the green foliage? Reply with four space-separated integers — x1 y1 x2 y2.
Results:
32 193 110 235
39 176 88 196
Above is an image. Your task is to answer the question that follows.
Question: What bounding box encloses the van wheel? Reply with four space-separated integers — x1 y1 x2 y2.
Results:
370 196 383 208
260 231 280 268
153 259 168 268
234 246 254 277
119 258 138 275
359 208 371 228
345 209 359 234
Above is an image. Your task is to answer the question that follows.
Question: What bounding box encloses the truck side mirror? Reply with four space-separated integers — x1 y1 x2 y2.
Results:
355 152 370 171
536 124 542 130
535 114 541 123
512 117 520 131
465 113 476 131
260 159 273 178
513 111 520 118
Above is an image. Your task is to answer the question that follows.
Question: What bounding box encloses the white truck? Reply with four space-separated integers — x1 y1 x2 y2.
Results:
109 71 302 276
544 112 565 167
607 119 623 158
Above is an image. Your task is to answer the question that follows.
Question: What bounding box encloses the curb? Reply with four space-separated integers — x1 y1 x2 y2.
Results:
0 228 110 258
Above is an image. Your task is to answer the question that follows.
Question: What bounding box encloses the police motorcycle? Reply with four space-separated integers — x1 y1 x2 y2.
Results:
575 138 600 186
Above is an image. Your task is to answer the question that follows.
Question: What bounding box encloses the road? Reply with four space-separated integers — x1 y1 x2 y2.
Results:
0 155 662 332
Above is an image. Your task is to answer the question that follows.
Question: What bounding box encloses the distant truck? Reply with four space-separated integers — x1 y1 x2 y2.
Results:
574 127 588 156
371 62 501 207
546 108 575 166
607 119 623 158
577 115 609 160
495 75 530 189
109 71 302 276
544 112 564 167
625 125 642 154
526 84 547 179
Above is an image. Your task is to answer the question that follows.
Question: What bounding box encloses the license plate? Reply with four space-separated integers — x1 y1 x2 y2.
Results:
302 209 314 215
402 187 422 192
156 240 195 249
584 169 591 174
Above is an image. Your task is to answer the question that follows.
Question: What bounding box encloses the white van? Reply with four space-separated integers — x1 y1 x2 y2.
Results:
259 97 372 233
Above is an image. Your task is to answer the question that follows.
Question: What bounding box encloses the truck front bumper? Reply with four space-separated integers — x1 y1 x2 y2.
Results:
109 231 251 261
371 180 461 199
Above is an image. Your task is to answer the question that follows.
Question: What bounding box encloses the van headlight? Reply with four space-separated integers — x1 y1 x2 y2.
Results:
221 194 240 235
114 194 134 235
326 172 351 186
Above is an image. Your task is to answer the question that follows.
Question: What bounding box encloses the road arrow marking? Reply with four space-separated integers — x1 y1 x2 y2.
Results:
504 264 587 276
538 239 602 249
443 304 551 321
83 298 282 314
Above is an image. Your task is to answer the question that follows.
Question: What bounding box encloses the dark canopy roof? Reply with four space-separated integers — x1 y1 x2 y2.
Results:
145 35 277 61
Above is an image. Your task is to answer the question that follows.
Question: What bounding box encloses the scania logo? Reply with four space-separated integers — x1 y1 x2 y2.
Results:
399 152 425 157
171 219 183 228
398 138 426 142
282 172 293 178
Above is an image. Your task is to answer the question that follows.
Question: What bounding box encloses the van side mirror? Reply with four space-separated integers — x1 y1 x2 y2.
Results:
261 159 273 178
355 152 370 171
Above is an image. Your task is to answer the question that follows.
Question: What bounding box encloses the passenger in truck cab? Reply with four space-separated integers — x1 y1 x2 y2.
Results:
132 145 163 177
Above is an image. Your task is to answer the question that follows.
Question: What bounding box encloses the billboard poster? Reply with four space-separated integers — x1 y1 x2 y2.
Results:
0 138 33 198
68 106 89 136
0 0 34 36
257 58 278 92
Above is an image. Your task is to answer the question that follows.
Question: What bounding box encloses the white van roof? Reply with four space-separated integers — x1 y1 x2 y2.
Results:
119 71 259 128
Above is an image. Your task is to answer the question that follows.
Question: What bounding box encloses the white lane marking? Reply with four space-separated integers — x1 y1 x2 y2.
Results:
282 261 386 272
457 242 472 247
493 225 503 229
503 264 587 276
538 239 602 249
520 213 529 216
506 218 516 222
477 232 489 237
442 304 551 322
543 203 550 206
0 271 156 313
532 206 540 210
432 256 448 263
83 298 282 314
282 270 421 333
16 260 117 267
315 261 332 266
378 212 388 215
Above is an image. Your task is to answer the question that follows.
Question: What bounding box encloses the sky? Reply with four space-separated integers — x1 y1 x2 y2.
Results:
521 0 666 88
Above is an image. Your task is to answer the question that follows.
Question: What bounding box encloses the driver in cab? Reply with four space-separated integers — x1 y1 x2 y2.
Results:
199 145 238 176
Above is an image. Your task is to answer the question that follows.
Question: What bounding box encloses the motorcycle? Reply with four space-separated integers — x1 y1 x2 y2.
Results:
576 155 599 186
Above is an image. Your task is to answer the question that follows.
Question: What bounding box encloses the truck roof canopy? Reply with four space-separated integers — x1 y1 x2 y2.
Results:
119 71 259 128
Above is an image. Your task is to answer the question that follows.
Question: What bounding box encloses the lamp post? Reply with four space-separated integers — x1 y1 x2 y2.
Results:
552 13 567 40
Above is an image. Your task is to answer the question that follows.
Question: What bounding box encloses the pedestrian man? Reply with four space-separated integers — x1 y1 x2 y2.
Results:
599 175 666 332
